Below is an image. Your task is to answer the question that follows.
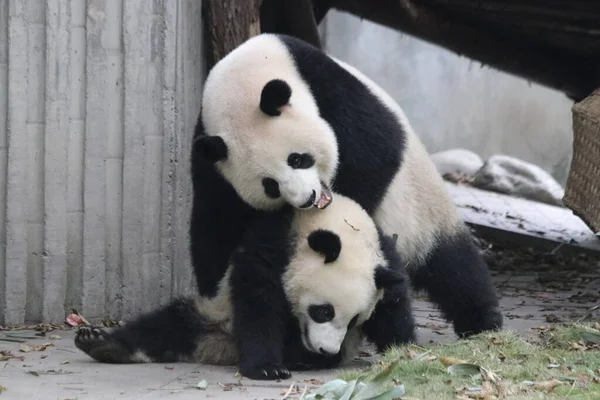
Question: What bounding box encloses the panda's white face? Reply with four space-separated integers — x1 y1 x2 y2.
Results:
283 196 389 356
294 276 380 356
215 113 338 211
198 35 339 211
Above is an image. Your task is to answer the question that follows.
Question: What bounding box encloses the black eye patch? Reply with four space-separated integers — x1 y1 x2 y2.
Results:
287 153 315 169
262 178 281 199
308 304 335 323
347 314 359 330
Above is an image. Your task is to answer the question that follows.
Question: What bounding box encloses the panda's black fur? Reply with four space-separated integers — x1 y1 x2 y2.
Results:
190 34 503 339
75 203 416 380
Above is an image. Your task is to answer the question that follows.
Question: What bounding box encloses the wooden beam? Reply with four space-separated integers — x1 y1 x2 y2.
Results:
261 0 322 48
324 0 599 100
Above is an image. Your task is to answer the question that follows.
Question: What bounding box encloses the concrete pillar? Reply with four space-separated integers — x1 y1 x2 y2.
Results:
0 0 205 324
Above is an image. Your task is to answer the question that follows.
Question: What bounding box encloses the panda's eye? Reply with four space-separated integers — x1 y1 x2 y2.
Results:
308 304 335 323
287 153 315 169
347 314 359 329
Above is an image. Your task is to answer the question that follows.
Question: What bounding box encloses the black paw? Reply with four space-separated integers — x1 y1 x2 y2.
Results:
74 326 132 363
74 326 110 353
454 306 503 338
240 364 292 380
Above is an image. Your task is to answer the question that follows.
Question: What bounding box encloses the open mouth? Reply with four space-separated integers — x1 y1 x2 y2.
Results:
315 182 333 209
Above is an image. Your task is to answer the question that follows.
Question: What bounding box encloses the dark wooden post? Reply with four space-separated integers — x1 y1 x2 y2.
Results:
203 0 262 70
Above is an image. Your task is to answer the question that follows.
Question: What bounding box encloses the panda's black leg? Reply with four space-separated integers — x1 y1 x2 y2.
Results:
74 298 209 363
362 280 417 352
409 229 503 338
230 254 292 381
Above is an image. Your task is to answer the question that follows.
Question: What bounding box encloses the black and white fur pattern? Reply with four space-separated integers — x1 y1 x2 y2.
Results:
75 195 415 380
191 33 503 338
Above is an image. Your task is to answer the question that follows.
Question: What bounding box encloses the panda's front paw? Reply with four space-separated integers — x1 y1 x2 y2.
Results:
240 363 292 380
454 306 503 338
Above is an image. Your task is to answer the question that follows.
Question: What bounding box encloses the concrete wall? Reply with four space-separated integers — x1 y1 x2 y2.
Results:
321 11 574 185
0 0 204 325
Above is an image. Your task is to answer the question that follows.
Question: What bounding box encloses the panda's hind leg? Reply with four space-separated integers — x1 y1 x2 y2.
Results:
74 298 210 364
409 229 503 338
75 326 136 363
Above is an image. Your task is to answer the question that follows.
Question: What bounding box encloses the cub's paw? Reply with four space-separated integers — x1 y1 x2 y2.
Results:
240 363 292 380
74 326 132 363
74 326 110 353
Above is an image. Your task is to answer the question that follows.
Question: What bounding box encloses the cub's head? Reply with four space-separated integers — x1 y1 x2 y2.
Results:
283 197 405 356
196 49 339 211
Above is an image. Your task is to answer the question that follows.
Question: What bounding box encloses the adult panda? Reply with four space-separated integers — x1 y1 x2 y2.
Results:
191 33 503 338
75 195 415 380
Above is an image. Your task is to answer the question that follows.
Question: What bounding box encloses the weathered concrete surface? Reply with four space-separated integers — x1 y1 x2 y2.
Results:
1 262 599 400
321 11 574 186
0 0 204 325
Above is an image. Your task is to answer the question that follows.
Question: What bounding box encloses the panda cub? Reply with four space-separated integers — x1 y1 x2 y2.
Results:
192 33 503 339
75 195 415 380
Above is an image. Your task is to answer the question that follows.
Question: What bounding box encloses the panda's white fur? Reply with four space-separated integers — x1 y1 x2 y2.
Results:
201 33 459 266
192 33 503 338
337 59 461 265
202 36 339 210
74 194 415 380
192 195 386 362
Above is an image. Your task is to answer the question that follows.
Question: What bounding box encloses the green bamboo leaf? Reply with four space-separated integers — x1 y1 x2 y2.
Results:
582 331 600 344
447 363 481 377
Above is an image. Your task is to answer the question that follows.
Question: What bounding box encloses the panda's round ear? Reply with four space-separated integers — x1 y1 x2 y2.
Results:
374 266 405 289
194 135 228 163
260 79 292 117
307 229 341 264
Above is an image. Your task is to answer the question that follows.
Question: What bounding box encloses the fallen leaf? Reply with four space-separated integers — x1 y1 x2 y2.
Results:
19 344 32 353
440 357 467 367
65 309 91 327
0 350 24 362
303 379 324 385
60 360 70 365
532 379 562 392
480 367 500 383
28 371 39 377
49 335 61 340
196 380 207 390
448 363 481 377
0 385 5 393
545 314 561 323
582 331 600 345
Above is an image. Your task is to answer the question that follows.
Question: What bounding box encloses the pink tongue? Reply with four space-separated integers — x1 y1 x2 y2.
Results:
316 190 332 209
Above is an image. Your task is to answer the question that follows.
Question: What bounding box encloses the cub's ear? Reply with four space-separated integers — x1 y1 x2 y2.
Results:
260 79 292 116
194 135 228 163
374 266 405 289
307 229 341 264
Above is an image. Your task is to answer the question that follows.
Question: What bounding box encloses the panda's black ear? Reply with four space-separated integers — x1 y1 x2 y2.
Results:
307 229 341 264
260 79 292 116
374 266 405 289
194 135 228 163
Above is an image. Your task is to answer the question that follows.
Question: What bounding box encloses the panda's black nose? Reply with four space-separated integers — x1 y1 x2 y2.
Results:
300 190 316 209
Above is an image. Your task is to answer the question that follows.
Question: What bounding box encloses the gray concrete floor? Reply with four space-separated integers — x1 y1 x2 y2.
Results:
1 185 598 399
1 268 599 400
